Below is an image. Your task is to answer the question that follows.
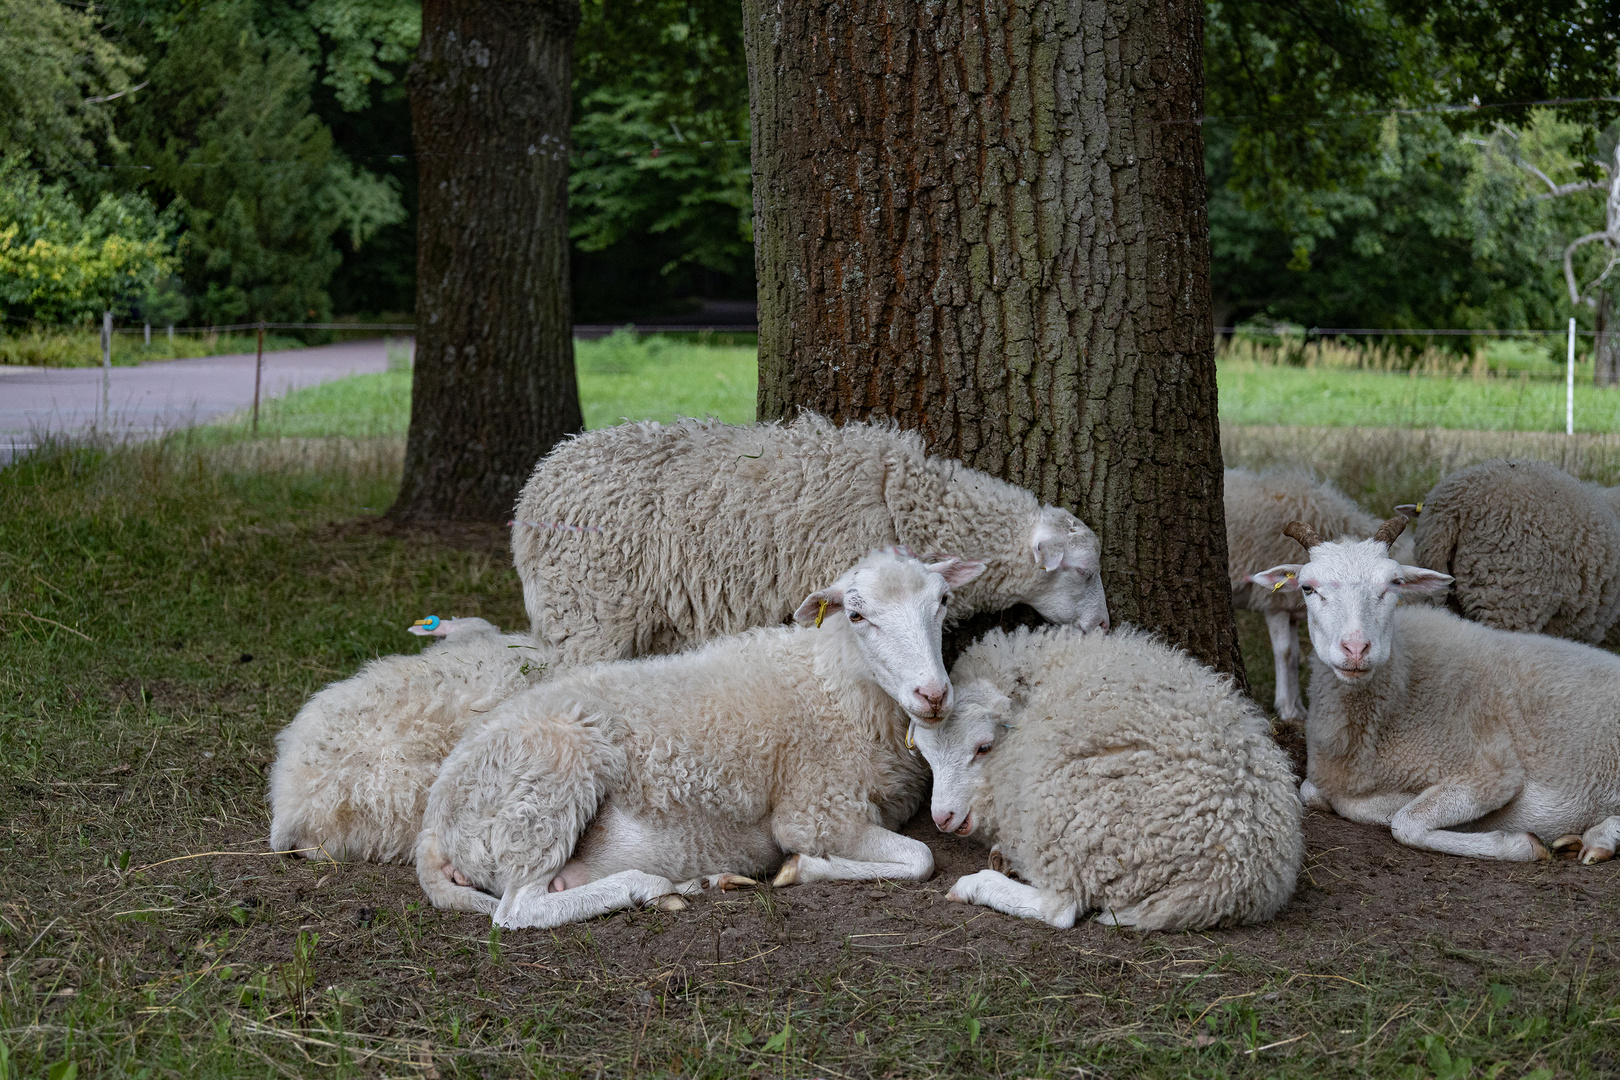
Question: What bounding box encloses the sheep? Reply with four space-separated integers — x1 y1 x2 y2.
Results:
415 550 983 930
269 618 554 865
1408 459 1620 644
510 414 1107 666
908 625 1304 931
1225 467 1415 721
1249 515 1620 864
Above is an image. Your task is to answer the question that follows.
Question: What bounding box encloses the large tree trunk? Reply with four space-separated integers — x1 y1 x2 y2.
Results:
1597 289 1620 388
393 0 583 522
744 0 1243 679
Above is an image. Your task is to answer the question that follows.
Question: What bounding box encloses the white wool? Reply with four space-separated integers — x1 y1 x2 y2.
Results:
511 414 1106 664
268 620 554 864
917 626 1304 931
415 552 969 929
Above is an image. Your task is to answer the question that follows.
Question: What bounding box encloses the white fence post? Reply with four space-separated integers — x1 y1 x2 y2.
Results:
101 309 112 421
1567 317 1576 436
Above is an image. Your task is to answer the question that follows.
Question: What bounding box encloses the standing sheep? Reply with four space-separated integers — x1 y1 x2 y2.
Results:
1225 468 1414 720
269 618 554 864
1250 516 1620 864
511 414 1107 666
1409 459 1620 644
910 625 1304 931
417 550 981 929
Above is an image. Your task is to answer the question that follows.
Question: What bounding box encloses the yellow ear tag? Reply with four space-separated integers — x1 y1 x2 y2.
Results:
1415 503 1423 513
1271 571 1296 593
905 724 915 750
815 599 828 629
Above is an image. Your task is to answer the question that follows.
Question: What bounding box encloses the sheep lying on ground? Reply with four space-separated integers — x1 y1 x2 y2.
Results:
511 415 1107 665
1225 468 1414 720
1408 459 1620 644
269 618 553 864
1250 516 1620 864
416 550 981 929
909 625 1303 931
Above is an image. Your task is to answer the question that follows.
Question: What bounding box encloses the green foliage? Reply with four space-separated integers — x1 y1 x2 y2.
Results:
114 2 405 324
0 161 177 322
0 0 143 168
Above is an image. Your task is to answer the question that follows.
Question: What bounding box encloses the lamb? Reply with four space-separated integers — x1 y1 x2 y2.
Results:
511 414 1107 666
269 618 554 864
1408 459 1620 644
909 625 1304 931
415 550 981 929
1249 515 1620 864
1224 467 1414 720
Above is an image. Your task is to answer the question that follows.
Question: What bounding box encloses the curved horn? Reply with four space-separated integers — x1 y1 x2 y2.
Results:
1372 514 1408 546
1282 520 1323 550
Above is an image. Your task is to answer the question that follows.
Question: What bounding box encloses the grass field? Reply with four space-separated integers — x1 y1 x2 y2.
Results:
0 329 310 368
4 343 1619 1077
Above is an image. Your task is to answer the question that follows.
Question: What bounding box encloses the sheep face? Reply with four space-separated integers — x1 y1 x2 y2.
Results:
1249 537 1450 683
1025 509 1109 632
909 680 1008 836
794 550 985 721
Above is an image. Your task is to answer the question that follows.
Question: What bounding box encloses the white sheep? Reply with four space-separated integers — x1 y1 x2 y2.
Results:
415 550 984 929
511 414 1107 665
1250 516 1620 864
1225 468 1414 720
269 618 554 864
909 625 1304 931
1408 459 1620 644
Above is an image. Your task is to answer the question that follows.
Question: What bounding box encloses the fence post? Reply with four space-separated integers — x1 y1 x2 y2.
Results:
167 324 174 343
1567 318 1576 436
101 309 112 422
252 319 265 435
144 322 151 347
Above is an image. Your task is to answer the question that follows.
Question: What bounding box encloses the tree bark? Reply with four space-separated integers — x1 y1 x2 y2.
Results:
1597 289 1620 388
394 0 583 522
744 0 1243 680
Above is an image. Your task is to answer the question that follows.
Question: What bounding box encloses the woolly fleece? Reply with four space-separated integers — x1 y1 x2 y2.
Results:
947 626 1304 930
511 414 1103 664
268 623 554 864
1412 459 1620 643
417 559 934 916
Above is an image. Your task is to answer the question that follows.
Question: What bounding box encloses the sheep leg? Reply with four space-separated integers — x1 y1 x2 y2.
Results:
1575 816 1620 865
493 870 685 930
1388 782 1550 862
946 869 1078 929
1264 609 1305 721
770 825 933 886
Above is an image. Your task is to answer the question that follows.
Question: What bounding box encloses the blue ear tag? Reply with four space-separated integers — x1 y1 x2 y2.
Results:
413 615 441 632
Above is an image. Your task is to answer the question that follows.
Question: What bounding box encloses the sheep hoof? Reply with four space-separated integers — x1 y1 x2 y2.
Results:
771 856 802 887
649 894 687 913
1581 845 1614 865
945 889 969 904
1551 834 1584 853
1527 834 1552 862
716 874 757 891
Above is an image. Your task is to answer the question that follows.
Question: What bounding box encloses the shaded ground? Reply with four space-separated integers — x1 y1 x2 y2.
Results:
3 439 1618 1077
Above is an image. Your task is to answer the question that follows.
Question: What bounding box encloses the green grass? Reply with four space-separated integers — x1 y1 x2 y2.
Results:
1217 360 1620 433
0 328 309 367
219 331 758 438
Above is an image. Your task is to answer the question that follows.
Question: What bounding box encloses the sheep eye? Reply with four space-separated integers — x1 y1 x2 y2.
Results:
1300 585 1315 596
974 743 993 757
847 611 865 623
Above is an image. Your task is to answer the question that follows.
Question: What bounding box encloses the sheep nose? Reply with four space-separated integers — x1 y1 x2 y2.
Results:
913 684 949 716
933 810 957 833
1341 635 1370 663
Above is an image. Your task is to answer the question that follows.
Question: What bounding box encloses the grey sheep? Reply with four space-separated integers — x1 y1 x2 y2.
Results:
1411 459 1620 644
512 414 1107 665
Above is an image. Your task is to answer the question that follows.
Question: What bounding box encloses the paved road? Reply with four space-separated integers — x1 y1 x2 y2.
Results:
0 340 400 462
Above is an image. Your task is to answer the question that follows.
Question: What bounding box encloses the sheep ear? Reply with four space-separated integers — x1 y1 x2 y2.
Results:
1032 515 1099 573
1248 565 1304 592
793 587 844 626
925 556 986 588
1393 566 1452 596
